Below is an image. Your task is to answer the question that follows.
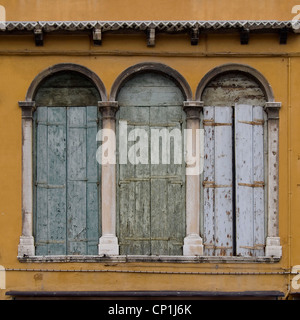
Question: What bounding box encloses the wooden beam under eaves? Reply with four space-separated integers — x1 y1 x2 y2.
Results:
240 28 250 45
190 27 200 45
147 27 155 47
279 28 288 44
93 28 102 46
34 28 43 46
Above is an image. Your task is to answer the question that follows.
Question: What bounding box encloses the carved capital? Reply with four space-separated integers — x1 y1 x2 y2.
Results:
98 101 119 120
265 102 281 120
183 101 203 120
19 101 36 119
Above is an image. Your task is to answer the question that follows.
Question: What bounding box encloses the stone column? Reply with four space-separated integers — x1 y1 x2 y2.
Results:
264 102 282 258
18 101 36 257
98 101 119 255
183 101 204 256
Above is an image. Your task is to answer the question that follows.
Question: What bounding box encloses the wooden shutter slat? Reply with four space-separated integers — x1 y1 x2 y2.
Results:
86 106 101 255
214 106 233 256
67 107 87 255
203 106 216 256
252 106 265 256
35 107 49 256
46 107 67 255
235 104 254 257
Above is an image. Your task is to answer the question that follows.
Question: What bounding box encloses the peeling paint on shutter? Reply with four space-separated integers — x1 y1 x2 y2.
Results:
252 106 265 256
35 107 67 255
235 104 265 257
34 106 100 256
203 106 216 256
117 73 185 256
214 107 233 256
203 106 233 256
86 107 101 255
67 107 88 255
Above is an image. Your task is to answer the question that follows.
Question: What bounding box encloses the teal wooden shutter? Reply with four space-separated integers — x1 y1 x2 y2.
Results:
35 107 67 255
235 104 265 256
34 106 100 255
117 72 185 256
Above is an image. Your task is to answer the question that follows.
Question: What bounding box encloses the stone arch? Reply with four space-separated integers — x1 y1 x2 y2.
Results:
196 63 275 103
110 62 193 101
26 63 107 102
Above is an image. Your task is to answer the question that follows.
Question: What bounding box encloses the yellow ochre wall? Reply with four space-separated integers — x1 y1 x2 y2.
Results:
0 0 300 299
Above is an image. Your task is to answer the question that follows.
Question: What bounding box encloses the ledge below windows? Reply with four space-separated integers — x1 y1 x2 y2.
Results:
17 255 281 264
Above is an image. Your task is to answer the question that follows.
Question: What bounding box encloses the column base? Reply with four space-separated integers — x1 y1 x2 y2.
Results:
98 235 119 256
183 234 203 256
18 236 35 257
265 237 282 258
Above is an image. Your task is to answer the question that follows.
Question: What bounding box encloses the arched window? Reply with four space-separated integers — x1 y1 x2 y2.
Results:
197 64 282 259
116 71 186 255
18 64 107 258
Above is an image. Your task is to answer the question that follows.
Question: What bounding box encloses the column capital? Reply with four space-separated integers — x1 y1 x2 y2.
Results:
183 101 204 120
98 101 119 119
264 102 281 120
19 101 36 119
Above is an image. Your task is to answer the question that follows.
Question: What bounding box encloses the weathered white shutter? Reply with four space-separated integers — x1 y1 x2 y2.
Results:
203 106 233 256
235 104 265 256
215 107 233 256
252 106 265 256
203 106 215 256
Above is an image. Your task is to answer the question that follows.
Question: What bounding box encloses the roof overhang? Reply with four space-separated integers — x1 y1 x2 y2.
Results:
0 20 299 46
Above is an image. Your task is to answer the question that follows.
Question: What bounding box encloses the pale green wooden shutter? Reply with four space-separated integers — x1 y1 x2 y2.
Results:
34 106 100 255
35 107 67 255
117 72 185 256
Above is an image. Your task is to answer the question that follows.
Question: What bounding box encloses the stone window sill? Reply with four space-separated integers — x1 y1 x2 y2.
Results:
17 255 281 264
